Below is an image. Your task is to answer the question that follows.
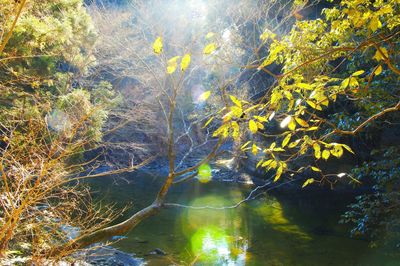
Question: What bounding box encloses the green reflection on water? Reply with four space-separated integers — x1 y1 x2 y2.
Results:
180 194 249 265
252 200 311 241
190 225 247 265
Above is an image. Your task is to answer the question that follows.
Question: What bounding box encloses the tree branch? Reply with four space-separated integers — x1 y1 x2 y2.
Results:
334 101 400 135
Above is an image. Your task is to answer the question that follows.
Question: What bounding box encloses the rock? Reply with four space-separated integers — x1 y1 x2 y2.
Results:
148 248 167 256
82 246 144 266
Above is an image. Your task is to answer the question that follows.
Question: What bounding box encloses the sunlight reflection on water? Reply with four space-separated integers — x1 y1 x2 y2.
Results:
88 173 398 265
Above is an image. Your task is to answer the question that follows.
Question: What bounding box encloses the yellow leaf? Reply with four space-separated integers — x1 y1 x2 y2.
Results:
256 159 264 168
230 106 243 118
306 100 322 110
307 126 319 131
260 29 276 41
252 143 258 156
241 141 251 150
204 43 217 55
262 159 273 168
295 117 309 127
231 121 240 140
288 139 301 148
205 32 215 39
284 91 293 100
297 83 313 90
313 143 321 159
244 105 260 113
369 16 382 32
311 167 321 172
287 99 295 111
270 91 282 105
198 91 211 102
229 95 242 108
282 133 292 148
269 160 277 169
180 54 191 71
322 149 330 160
269 142 276 150
258 57 274 69
254 115 268 122
373 47 389 61
213 123 229 138
213 124 229 137
352 70 365 76
374 65 382 76
341 78 350 88
302 178 314 188
341 144 355 154
249 120 258 134
202 117 214 128
330 144 343 158
153 37 163 54
167 56 180 74
274 165 283 182
288 119 296 131
258 43 284 70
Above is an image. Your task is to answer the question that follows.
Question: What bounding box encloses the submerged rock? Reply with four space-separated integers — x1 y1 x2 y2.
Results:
82 246 144 266
148 248 167 256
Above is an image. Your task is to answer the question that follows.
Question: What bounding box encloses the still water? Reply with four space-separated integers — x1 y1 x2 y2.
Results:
88 171 399 266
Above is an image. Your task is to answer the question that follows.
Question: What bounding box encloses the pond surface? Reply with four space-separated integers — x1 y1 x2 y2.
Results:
88 170 398 266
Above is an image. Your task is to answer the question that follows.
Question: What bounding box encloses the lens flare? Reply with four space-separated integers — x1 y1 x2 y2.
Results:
190 226 247 265
197 163 212 183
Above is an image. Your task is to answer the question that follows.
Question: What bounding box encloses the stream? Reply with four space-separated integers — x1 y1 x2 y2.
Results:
87 170 399 266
